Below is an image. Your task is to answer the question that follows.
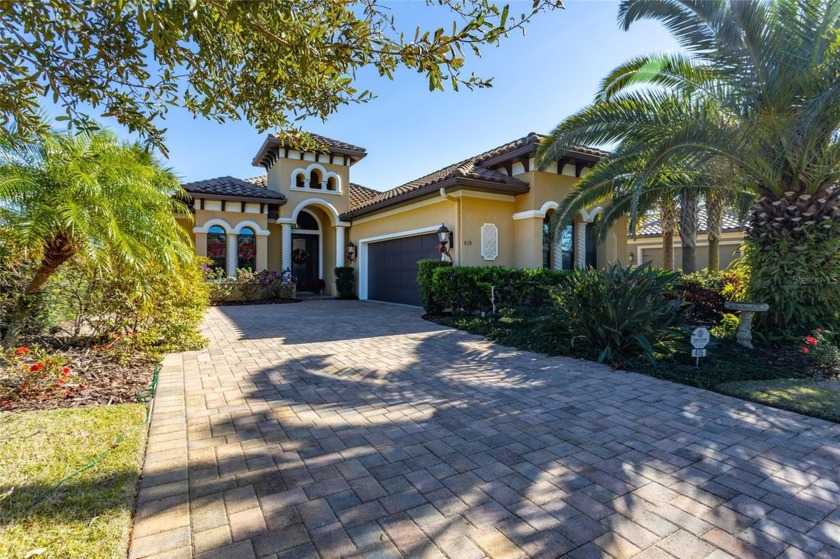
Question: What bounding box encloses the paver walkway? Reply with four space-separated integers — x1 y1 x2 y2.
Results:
130 301 840 559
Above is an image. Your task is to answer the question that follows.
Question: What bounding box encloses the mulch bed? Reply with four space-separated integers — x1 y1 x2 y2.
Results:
1 339 155 413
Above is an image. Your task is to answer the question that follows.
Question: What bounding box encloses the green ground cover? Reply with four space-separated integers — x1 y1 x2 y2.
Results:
0 404 147 558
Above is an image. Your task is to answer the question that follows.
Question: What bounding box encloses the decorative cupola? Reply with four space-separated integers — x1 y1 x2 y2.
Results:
249 133 365 207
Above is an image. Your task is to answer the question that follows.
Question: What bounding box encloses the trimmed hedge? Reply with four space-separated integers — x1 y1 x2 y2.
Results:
335 266 356 298
418 260 453 314
418 261 571 314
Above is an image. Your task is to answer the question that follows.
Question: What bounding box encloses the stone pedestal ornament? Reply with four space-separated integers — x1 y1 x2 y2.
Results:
724 302 770 349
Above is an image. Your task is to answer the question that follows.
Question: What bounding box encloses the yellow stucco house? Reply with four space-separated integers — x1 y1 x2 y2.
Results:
181 132 630 306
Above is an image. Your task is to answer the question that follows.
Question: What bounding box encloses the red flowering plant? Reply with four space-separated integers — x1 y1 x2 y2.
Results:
237 239 256 263
800 328 840 376
207 238 226 259
0 345 82 404
89 331 139 367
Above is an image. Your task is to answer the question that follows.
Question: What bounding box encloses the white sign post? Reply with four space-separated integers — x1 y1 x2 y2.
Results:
690 327 710 367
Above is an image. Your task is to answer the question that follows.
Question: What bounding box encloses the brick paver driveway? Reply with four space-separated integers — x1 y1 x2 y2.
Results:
130 301 840 559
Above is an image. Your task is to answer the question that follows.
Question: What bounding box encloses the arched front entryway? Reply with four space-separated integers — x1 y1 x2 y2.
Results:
291 209 323 291
278 199 351 296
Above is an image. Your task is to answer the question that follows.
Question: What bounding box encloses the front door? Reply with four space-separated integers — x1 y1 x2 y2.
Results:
291 235 319 291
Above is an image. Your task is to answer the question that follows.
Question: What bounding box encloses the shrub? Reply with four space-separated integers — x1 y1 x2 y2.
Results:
0 244 52 341
235 269 296 301
44 255 209 356
0 344 80 404
423 264 571 314
266 270 297 300
335 267 356 298
137 258 209 354
679 272 726 324
746 226 840 342
678 267 750 325
800 329 840 376
417 259 453 314
201 260 236 302
235 268 263 301
557 262 683 367
711 313 740 340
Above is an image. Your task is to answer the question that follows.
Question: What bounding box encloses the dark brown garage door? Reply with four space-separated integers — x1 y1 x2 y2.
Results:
368 233 439 306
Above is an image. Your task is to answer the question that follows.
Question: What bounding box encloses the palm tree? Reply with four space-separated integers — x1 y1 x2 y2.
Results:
542 123 718 274
705 188 725 272
0 129 194 346
678 188 699 273
538 0 840 339
659 197 676 270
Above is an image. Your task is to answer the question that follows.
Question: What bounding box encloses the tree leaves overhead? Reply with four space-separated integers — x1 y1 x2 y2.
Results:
0 0 564 155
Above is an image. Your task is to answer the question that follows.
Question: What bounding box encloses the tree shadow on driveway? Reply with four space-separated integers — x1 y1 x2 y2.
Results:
132 302 840 558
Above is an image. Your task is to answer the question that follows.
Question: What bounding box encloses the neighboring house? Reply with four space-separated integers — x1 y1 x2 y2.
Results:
626 207 746 270
180 132 630 306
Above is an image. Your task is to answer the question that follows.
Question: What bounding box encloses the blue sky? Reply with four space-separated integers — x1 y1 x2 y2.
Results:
58 1 679 191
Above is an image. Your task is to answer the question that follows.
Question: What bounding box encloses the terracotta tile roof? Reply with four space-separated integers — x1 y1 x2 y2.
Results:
182 176 286 203
280 133 366 155
635 207 746 237
349 183 380 211
342 132 605 218
244 175 267 187
252 132 367 168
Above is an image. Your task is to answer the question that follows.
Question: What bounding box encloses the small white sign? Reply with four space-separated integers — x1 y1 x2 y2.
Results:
691 348 707 358
691 327 711 348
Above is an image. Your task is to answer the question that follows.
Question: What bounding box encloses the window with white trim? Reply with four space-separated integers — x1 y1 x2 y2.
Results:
481 223 498 261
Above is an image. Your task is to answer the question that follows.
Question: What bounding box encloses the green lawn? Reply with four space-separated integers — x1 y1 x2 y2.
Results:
435 314 840 423
0 404 147 558
717 379 840 422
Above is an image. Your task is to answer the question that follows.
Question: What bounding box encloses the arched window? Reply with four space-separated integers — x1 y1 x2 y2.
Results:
295 173 306 188
542 214 552 269
207 226 227 272
326 176 337 191
309 169 322 189
296 211 319 231
542 214 574 270
559 224 575 270
237 227 256 271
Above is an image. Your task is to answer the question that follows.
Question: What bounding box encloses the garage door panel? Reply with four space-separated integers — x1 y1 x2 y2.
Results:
368 233 439 306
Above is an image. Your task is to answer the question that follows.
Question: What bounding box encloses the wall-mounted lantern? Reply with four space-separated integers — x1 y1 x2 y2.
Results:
628 252 635 265
437 224 453 262
346 241 357 264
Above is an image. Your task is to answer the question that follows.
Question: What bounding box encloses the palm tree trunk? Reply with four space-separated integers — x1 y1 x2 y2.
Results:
747 189 840 339
660 198 676 270
2 233 74 348
706 188 724 272
679 189 699 273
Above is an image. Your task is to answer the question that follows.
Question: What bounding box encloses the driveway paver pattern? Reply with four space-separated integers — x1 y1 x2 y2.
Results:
130 301 840 559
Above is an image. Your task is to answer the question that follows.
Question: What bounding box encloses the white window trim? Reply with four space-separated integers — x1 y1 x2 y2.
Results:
290 185 343 196
481 223 499 261
290 163 342 194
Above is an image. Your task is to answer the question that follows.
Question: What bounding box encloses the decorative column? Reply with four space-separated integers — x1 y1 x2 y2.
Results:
194 231 208 257
256 232 269 271
608 232 617 264
281 223 292 271
575 221 587 270
226 233 238 276
335 225 346 268
553 231 563 270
